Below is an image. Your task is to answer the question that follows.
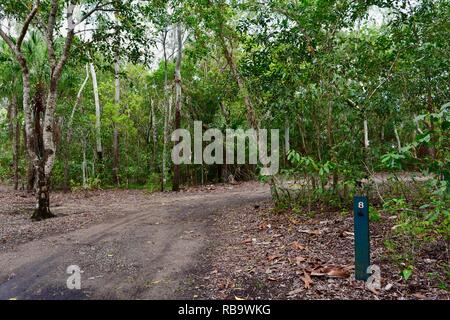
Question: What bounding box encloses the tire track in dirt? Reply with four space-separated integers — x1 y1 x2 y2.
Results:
0 183 270 300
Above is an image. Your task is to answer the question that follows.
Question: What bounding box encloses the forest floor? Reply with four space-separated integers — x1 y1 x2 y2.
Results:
184 200 449 300
0 181 448 300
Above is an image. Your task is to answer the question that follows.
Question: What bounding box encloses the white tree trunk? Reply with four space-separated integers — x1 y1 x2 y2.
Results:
11 94 20 190
162 96 173 186
413 113 423 134
173 23 183 191
284 120 290 156
161 28 170 190
394 125 402 151
151 99 157 171
68 64 89 141
82 136 87 189
113 52 120 184
364 119 370 149
90 62 103 157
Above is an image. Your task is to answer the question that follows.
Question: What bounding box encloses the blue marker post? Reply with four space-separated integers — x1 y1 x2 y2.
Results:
353 196 370 281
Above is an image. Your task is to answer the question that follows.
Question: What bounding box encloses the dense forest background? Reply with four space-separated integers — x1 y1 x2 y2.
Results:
0 0 448 227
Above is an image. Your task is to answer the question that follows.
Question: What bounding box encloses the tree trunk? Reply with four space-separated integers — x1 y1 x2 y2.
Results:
11 95 20 190
284 120 290 156
394 124 402 152
413 113 423 135
31 81 59 220
363 116 371 170
363 119 370 150
219 34 257 129
151 99 157 173
297 115 308 155
327 102 338 189
161 29 169 191
162 95 172 191
82 135 88 189
64 64 90 191
0 1 79 219
284 120 290 168
312 111 322 161
90 62 103 160
113 127 120 184
19 65 38 194
31 161 54 221
172 24 183 192
112 51 120 185
7 101 13 138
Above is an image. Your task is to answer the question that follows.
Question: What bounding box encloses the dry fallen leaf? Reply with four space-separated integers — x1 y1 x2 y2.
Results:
341 231 354 237
413 293 426 299
287 217 300 225
291 241 305 250
267 254 281 261
295 256 306 265
301 271 313 289
150 280 162 285
298 229 322 236
311 266 350 278
258 222 271 230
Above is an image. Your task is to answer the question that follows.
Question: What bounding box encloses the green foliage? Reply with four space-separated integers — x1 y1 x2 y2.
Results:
401 266 413 282
369 207 381 222
71 177 102 192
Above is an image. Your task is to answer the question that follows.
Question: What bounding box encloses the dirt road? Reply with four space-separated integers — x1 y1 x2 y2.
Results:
0 183 270 300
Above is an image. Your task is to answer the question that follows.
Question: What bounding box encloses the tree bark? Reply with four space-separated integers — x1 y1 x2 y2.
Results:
161 29 169 191
297 115 308 155
11 95 20 190
150 99 157 173
82 135 88 189
90 62 103 160
31 84 55 221
172 23 183 192
112 52 121 185
32 1 77 220
394 124 402 152
363 119 370 150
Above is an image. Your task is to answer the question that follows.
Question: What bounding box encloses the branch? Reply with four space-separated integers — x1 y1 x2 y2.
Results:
0 28 17 54
67 64 90 141
0 27 28 72
0 0 39 56
269 6 316 54
346 98 360 111
17 0 40 49
366 52 400 102
53 3 76 82
46 0 58 68
76 1 115 26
